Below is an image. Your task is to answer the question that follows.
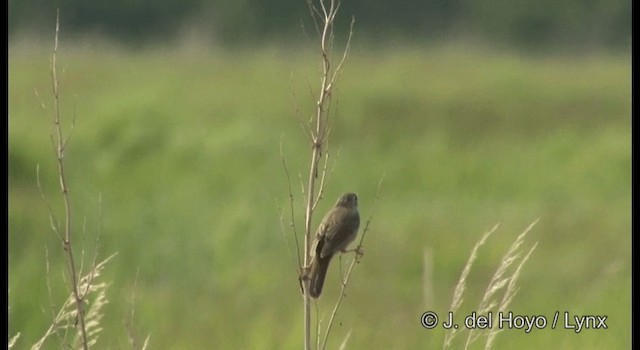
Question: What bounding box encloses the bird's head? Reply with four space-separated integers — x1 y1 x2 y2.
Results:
335 192 358 209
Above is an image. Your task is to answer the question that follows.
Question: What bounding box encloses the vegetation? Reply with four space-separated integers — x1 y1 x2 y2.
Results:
9 40 630 348
9 0 630 49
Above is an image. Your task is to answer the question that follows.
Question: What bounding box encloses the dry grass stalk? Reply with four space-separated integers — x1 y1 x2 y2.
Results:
443 224 499 349
28 10 118 349
277 1 355 349
37 10 90 349
484 241 538 349
443 220 538 350
31 253 117 350
8 333 21 349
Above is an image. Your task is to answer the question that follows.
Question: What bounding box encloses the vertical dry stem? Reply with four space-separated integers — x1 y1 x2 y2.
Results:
48 10 89 349
299 1 354 349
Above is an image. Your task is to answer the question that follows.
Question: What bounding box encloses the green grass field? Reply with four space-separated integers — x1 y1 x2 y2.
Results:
9 40 630 349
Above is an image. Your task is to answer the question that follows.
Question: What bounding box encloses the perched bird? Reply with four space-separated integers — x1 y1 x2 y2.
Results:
307 192 360 298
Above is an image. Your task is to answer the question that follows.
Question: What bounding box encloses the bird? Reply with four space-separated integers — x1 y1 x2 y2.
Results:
307 192 360 298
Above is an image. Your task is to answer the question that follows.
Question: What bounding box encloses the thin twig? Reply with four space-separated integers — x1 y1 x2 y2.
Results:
36 165 63 241
289 72 314 143
44 247 65 348
306 0 322 37
126 267 140 349
311 144 331 212
280 139 302 271
34 88 47 109
331 17 355 85
278 201 299 276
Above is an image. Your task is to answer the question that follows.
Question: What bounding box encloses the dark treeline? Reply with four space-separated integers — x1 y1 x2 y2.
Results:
9 0 630 49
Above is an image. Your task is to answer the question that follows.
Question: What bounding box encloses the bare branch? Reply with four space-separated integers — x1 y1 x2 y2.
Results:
43 10 89 349
306 0 322 37
278 203 302 281
331 17 355 85
290 72 314 143
61 103 76 151
297 2 355 349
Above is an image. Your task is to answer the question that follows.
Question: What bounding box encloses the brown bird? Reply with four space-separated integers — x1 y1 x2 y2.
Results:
307 192 360 298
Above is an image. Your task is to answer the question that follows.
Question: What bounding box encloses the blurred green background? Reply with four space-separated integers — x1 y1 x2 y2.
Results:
9 1 630 349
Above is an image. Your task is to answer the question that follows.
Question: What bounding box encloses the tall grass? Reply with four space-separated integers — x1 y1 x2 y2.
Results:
8 40 631 349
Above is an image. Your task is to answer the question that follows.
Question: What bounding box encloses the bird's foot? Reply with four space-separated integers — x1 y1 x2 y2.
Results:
342 246 364 259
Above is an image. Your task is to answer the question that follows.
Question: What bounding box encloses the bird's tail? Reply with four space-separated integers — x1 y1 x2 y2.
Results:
309 254 332 298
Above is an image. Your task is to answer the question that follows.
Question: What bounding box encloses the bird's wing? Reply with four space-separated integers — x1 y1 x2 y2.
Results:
311 208 335 258
319 209 354 258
